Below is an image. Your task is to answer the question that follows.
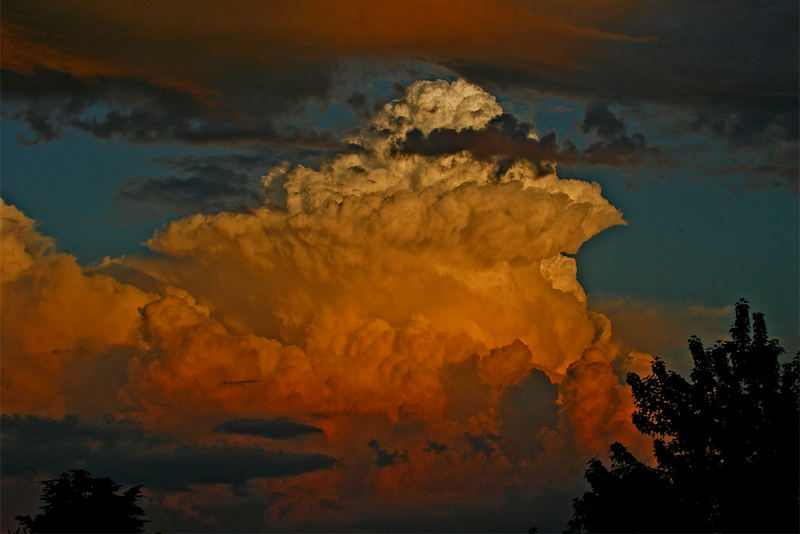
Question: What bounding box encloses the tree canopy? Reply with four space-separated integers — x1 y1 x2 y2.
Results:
568 299 800 533
15 469 148 533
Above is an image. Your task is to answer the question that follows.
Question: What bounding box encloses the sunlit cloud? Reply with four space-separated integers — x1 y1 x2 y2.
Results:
0 79 670 530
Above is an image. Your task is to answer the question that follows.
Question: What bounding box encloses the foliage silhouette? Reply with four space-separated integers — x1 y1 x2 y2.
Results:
15 469 148 533
568 299 800 533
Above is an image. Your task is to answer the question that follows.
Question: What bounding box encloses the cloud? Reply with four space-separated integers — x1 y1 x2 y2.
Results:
0 200 154 417
394 107 659 169
422 441 448 453
589 297 734 374
3 0 795 180
581 102 626 139
497 368 559 461
116 154 269 220
214 418 324 440
394 118 562 172
368 78 504 141
560 348 651 456
0 1 643 147
4 1 794 193
1 415 336 490
575 102 660 166
117 172 261 220
1 64 339 146
1 79 652 531
0 199 55 282
116 149 336 221
5 78 637 439
464 432 500 459
345 91 370 120
457 0 797 132
687 107 797 148
367 439 409 467
2 1 642 86
114 84 625 428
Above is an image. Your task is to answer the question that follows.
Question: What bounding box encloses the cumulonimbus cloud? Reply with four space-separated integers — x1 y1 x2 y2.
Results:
1 79 654 531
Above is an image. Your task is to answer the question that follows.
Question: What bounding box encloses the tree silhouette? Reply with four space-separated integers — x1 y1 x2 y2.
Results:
15 469 148 533
568 299 800 533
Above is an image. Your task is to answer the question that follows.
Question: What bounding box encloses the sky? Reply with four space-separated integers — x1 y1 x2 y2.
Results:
1 1 797 532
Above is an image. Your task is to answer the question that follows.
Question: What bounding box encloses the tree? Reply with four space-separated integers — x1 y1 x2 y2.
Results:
15 469 148 533
568 299 800 533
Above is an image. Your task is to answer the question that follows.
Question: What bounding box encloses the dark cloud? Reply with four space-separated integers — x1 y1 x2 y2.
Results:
114 149 328 219
345 91 371 120
367 439 409 467
128 445 334 489
396 112 658 170
463 432 500 459
214 417 324 440
115 154 267 220
2 65 340 147
3 0 796 160
117 172 260 219
1 415 336 490
498 369 559 461
570 104 661 166
455 1 798 150
581 102 626 139
423 441 448 454
584 134 658 167
685 106 799 148
219 379 260 387
396 121 557 177
4 0 794 194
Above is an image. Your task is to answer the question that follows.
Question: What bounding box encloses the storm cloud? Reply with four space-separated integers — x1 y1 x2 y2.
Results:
0 77 771 532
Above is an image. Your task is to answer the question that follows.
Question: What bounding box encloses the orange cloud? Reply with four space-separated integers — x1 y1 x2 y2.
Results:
0 21 216 99
1 201 155 416
1 80 654 528
2 1 646 98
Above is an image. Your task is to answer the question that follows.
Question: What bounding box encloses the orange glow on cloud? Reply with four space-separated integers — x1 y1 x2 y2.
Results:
2 1 646 102
0 22 217 100
1 79 654 525
1 201 154 416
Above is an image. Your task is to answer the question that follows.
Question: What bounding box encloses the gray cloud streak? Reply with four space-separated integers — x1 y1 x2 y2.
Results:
2 415 336 490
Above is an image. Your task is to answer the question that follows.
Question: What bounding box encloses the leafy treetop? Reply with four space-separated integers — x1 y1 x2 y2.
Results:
15 469 148 533
568 299 799 533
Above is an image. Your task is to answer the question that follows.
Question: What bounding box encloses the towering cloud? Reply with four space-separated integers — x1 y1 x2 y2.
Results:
1 80 652 531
